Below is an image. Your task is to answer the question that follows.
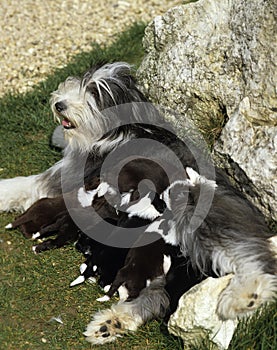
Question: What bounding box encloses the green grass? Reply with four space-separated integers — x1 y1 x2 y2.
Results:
0 22 276 350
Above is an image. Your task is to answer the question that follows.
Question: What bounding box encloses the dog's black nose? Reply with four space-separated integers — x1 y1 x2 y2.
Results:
55 101 67 113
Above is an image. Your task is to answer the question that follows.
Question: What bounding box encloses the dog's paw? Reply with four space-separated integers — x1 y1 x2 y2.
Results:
84 311 124 344
96 295 111 302
70 275 85 287
217 274 277 320
217 290 260 320
32 240 54 253
84 303 143 344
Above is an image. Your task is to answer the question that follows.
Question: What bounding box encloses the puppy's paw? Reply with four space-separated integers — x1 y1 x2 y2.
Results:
96 295 110 302
32 232 41 240
70 275 85 287
32 240 54 253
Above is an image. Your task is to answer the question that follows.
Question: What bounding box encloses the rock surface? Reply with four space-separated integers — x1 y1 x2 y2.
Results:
168 275 237 350
137 0 277 221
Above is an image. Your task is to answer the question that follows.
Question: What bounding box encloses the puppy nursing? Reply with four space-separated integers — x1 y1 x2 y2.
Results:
74 164 277 322
71 158 173 300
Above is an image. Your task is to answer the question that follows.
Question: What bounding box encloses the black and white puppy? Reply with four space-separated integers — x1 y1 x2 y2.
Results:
72 218 129 293
72 186 168 300
70 156 171 291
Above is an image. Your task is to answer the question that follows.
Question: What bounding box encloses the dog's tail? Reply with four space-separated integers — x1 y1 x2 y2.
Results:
84 276 169 345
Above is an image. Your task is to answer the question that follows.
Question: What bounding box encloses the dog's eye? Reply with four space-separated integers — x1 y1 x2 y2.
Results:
87 84 99 98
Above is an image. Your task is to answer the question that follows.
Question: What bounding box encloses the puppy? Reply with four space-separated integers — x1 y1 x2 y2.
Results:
93 189 168 301
5 195 67 238
72 219 128 291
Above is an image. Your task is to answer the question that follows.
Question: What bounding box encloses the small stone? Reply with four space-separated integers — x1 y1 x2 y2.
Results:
168 275 237 350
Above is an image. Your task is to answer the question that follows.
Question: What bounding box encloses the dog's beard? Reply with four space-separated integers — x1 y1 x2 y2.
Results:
50 77 109 153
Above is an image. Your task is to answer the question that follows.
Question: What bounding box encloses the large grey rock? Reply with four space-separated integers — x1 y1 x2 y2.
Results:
137 0 277 221
168 275 237 350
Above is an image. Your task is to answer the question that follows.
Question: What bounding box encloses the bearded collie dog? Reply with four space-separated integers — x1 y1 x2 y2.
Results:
1 62 275 346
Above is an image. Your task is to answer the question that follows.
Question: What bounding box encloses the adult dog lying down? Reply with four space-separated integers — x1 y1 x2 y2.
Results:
1 62 276 345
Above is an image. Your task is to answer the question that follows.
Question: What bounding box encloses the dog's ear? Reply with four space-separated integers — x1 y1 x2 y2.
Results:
83 61 109 79
170 185 191 213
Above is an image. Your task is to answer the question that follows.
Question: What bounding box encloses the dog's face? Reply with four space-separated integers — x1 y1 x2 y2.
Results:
50 68 112 151
50 62 145 152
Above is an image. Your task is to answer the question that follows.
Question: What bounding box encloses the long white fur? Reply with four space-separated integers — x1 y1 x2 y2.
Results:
0 174 48 212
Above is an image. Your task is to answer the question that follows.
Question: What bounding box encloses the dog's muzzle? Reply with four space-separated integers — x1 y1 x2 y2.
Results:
54 101 76 129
